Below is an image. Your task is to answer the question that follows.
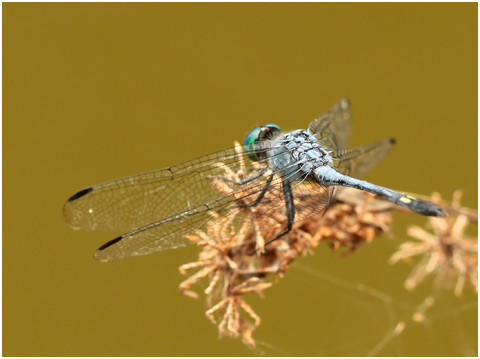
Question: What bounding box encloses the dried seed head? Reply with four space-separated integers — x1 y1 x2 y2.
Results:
178 145 398 346
179 145 477 346
390 191 478 296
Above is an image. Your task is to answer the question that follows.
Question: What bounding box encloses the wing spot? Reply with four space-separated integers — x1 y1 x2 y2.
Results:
97 235 123 251
67 187 93 202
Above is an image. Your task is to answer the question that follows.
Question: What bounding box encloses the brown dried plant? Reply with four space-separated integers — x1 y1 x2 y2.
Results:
178 146 477 347
389 190 478 296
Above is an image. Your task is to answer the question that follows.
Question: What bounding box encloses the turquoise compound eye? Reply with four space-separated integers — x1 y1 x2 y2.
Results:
244 127 262 161
243 127 262 154
263 123 281 132
243 124 281 161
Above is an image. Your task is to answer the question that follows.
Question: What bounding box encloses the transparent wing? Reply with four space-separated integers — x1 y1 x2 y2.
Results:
93 162 332 262
290 180 333 221
307 97 351 150
333 138 396 178
63 143 281 232
92 169 280 261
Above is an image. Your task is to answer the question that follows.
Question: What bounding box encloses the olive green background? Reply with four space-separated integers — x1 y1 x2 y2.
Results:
3 3 477 356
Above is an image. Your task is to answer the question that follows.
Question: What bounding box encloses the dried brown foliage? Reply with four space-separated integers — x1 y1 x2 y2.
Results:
178 147 477 347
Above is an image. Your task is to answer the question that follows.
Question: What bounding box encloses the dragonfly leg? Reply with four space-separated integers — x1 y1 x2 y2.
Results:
216 173 275 218
208 168 267 186
263 178 295 246
237 173 275 209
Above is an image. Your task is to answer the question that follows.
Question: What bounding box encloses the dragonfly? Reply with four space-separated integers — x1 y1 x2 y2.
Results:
63 98 446 262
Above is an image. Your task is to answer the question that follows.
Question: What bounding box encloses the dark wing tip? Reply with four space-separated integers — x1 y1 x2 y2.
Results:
97 235 123 251
67 187 93 202
389 138 397 145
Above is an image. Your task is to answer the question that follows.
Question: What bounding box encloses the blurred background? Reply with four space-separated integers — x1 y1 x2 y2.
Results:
3 3 477 356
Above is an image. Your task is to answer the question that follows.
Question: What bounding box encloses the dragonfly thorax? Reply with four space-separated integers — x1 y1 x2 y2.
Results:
269 129 333 180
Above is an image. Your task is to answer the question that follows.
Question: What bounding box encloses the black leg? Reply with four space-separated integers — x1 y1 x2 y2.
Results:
208 168 267 186
238 173 275 209
217 173 275 216
264 177 295 246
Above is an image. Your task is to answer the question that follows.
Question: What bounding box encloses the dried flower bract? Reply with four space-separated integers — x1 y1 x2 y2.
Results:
179 143 400 346
389 191 478 296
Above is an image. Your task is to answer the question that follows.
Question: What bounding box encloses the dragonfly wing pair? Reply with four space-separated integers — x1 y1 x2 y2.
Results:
63 98 402 261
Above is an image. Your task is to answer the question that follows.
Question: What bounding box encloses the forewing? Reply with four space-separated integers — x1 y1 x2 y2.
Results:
333 138 395 178
93 195 230 262
93 165 300 261
307 98 351 150
63 144 276 232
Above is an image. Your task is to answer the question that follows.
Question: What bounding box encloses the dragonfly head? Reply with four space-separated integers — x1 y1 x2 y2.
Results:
244 124 282 161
